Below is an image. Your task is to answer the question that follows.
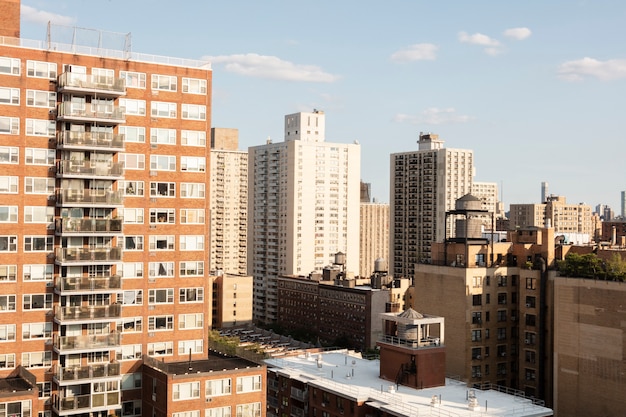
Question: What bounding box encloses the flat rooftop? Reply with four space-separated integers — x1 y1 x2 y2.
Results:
266 350 553 417
145 353 261 376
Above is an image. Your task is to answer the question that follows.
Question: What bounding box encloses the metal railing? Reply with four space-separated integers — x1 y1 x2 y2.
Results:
58 72 126 94
56 275 122 292
58 102 125 122
56 189 124 205
56 160 125 177
55 304 122 321
54 362 121 382
54 333 121 351
55 247 123 263
57 131 125 150
55 218 123 234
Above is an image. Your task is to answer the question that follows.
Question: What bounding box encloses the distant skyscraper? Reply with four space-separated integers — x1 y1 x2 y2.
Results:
360 202 389 278
621 191 626 218
360 181 372 203
390 133 474 277
541 181 548 203
248 110 361 323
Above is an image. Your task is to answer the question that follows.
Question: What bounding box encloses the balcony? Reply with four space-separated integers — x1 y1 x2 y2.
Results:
55 247 122 265
55 218 123 236
378 335 442 349
54 304 122 323
58 72 126 97
57 102 125 124
52 391 120 416
56 160 124 179
54 333 121 353
53 362 121 384
57 189 124 207
57 131 125 152
55 275 122 293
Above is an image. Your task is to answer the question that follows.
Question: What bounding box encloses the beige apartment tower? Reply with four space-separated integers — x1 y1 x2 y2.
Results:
510 196 593 238
359 202 389 278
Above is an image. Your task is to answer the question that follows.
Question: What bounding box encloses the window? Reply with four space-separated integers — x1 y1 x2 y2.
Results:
121 180 144 196
471 347 481 360
205 379 231 397
472 276 482 288
147 341 173 356
121 372 142 390
25 120 55 137
0 176 18 193
150 182 175 197
525 350 536 364
471 329 481 342
0 87 19 105
0 146 18 163
497 328 507 341
181 130 206 147
27 60 57 79
124 236 144 251
149 262 175 278
180 261 204 277
150 208 175 224
123 208 144 224
119 126 145 143
25 147 55 164
0 353 15 369
471 365 482 378
119 153 145 170
122 400 142 417
0 117 19 136
118 318 142 334
497 293 507 305
151 101 176 118
120 71 146 89
180 235 204 251
526 296 536 308
23 294 53 310
148 289 174 304
118 291 143 305
92 67 114 84
181 104 206 120
119 98 146 115
206 406 231 417
150 155 176 171
121 263 143 278
0 206 17 222
117 344 142 361
148 315 174 331
151 74 177 91
472 294 482 306
0 324 15 342
179 313 203 329
23 264 53 281
181 182 205 198
173 381 200 400
22 322 52 340
180 209 205 224
0 236 17 252
24 206 54 224
180 288 204 303
178 339 203 354
25 90 56 108
236 375 262 393
0 265 16 281
22 351 52 368
497 309 507 322
236 403 261 417
149 235 174 250
526 314 536 327
25 177 54 194
37 382 51 398
0 57 20 75
182 78 206 94
181 156 206 172
24 236 53 252
497 275 507 287
526 277 537 290
173 412 199 417
150 128 176 145
471 311 482 324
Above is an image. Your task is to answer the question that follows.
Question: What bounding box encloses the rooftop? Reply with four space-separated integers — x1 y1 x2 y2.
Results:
266 350 552 417
144 353 260 377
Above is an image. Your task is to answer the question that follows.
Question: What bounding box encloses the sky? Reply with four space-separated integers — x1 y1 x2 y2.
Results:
19 0 626 211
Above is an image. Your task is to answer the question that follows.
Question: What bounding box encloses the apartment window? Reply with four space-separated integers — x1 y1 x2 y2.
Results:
23 294 53 310
179 261 204 277
148 315 174 331
497 275 508 287
180 209 205 224
122 400 142 417
151 101 177 118
121 180 144 196
149 262 174 277
150 128 176 145
0 176 18 193
0 265 16 281
179 313 203 329
526 314 536 327
0 353 15 369
23 264 53 281
123 208 144 224
0 206 17 223
181 130 206 147
147 341 173 356
119 126 145 143
236 403 261 417
119 153 146 170
180 235 204 251
0 324 15 342
150 182 175 197
118 291 143 306
117 344 142 361
180 182 205 198
471 311 482 324
121 372 142 390
182 78 206 94
124 236 144 251
151 74 177 91
173 412 199 417
149 208 175 224
24 236 53 252
526 277 537 290
497 293 507 305
119 98 146 115
525 350 536 364
497 309 507 322
472 294 482 306
526 296 536 308
148 289 174 304
25 120 55 137
121 262 143 278
24 206 54 224
471 365 482 378
179 288 204 303
178 339 203 355
25 148 55 165
0 118 19 135
22 351 52 368
0 146 18 163
150 155 176 171
22 322 52 340
92 67 114 84
27 60 57 79
181 156 206 172
120 71 146 88
149 235 174 250
37 382 51 398
205 379 231 397
472 276 482 288
25 177 54 194
471 329 481 342
471 347 481 360
0 87 19 105
0 57 20 75
236 375 262 393
181 104 206 120
497 328 507 341
173 381 200 400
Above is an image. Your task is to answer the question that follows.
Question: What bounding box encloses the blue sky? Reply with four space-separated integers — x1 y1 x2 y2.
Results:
20 1 626 211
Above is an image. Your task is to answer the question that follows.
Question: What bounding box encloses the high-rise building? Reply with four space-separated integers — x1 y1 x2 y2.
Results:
248 110 361 323
359 202 389 278
360 181 371 203
390 133 474 277
621 191 626 218
541 181 548 203
510 196 593 238
210 128 248 275
0 4 213 415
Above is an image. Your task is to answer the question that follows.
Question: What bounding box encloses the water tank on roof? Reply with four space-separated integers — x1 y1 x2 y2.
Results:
334 252 346 266
398 323 419 341
455 194 482 211
455 218 482 239
374 258 387 273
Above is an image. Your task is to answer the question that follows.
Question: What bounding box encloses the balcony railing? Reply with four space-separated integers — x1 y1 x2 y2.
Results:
55 218 123 235
56 275 122 292
52 391 120 414
378 335 442 349
56 160 124 178
55 304 122 321
58 102 125 123
58 72 126 96
57 131 125 151
55 247 122 264
56 189 123 206
53 362 121 383
54 333 121 351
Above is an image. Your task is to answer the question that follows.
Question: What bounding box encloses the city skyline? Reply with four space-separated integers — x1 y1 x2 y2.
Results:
19 0 626 210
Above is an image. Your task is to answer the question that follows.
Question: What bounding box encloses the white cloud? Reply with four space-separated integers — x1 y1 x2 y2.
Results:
204 53 339 83
503 27 532 40
558 57 626 81
390 43 438 62
458 31 502 55
394 108 473 125
21 5 75 26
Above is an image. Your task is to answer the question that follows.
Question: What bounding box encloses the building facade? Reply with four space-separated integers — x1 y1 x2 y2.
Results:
359 202 389 278
248 110 361 324
510 196 593 238
390 133 474 277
